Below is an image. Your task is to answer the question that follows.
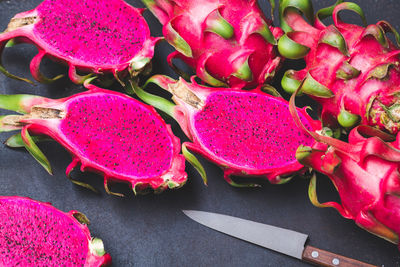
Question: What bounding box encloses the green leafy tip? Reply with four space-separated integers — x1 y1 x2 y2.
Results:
129 80 176 119
277 33 310 59
205 11 234 39
279 0 314 33
233 57 253 82
337 109 360 128
22 127 53 175
301 73 334 98
308 173 326 208
182 144 207 185
335 2 366 26
295 145 312 163
165 20 192 58
5 133 51 148
91 238 106 257
281 70 302 94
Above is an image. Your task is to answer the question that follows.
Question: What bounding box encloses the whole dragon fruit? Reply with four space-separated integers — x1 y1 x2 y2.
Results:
131 75 321 186
289 83 400 249
0 0 160 84
0 85 187 195
142 0 283 89
278 0 400 134
0 196 111 266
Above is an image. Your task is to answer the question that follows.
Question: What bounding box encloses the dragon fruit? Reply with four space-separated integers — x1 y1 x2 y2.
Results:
0 0 160 84
131 75 321 186
0 85 187 195
289 86 400 247
0 196 111 266
278 0 400 134
142 0 283 89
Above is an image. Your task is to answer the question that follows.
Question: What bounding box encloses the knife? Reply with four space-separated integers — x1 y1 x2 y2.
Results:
182 210 378 267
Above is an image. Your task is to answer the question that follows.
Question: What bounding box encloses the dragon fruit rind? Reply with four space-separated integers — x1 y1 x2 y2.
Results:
142 0 283 89
132 75 321 186
297 126 400 247
278 0 400 134
0 0 160 84
0 196 111 266
0 85 187 195
289 86 400 248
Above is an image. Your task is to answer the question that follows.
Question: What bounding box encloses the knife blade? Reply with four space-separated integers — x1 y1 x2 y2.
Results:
183 210 378 267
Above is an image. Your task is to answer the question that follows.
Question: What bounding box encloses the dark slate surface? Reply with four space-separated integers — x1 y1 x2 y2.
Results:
0 0 399 266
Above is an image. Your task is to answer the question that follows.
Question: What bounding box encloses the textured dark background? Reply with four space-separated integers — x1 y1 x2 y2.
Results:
0 0 399 266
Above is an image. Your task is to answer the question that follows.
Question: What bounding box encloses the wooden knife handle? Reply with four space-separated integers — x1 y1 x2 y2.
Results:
302 245 378 267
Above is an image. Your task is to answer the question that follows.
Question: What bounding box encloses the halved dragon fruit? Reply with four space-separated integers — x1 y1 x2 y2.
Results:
142 0 283 89
0 196 111 266
132 75 321 186
0 0 160 84
278 0 400 134
0 85 187 195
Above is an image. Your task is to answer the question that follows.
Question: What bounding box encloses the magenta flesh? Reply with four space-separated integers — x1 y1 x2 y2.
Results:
60 94 173 178
193 91 315 170
0 197 89 266
34 0 147 66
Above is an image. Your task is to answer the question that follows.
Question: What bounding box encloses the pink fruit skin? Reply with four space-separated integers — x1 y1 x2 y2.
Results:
0 196 111 266
143 0 283 89
150 76 321 184
297 125 400 248
282 2 400 133
0 0 160 83
3 86 187 193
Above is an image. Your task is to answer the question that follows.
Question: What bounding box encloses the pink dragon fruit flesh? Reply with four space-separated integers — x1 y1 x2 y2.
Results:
278 0 400 134
0 0 160 84
0 196 111 266
289 80 400 249
131 75 322 186
141 0 283 89
0 84 187 195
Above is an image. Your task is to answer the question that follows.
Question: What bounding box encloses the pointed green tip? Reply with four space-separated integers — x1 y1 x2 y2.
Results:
22 128 53 175
295 145 312 163
5 39 17 48
130 56 151 74
261 84 282 98
0 63 34 84
368 63 392 80
257 24 277 45
233 58 253 82
165 20 192 58
72 212 91 225
225 175 261 188
276 176 293 184
320 26 349 56
336 61 360 80
335 2 366 26
279 0 315 32
206 15 234 40
301 73 334 98
5 133 52 148
91 238 106 256
316 0 344 23
129 80 176 119
277 33 310 59
182 144 207 185
70 179 99 194
337 109 360 128
308 173 323 208
281 70 303 94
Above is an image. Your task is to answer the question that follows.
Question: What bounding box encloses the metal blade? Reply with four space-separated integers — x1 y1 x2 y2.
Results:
183 210 308 259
